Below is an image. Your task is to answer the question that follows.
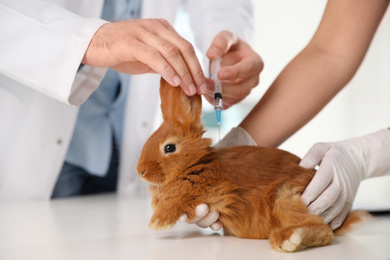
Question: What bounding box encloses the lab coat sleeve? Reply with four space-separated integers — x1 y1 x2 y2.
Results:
184 0 254 55
0 0 108 106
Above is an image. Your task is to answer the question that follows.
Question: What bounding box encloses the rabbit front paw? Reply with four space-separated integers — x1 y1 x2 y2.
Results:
149 214 177 231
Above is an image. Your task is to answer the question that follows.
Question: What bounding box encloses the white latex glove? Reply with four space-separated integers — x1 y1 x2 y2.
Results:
214 126 257 149
300 128 390 230
180 127 257 231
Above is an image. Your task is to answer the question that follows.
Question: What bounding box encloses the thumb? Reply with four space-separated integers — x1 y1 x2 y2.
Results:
299 142 331 169
206 30 238 59
300 143 334 206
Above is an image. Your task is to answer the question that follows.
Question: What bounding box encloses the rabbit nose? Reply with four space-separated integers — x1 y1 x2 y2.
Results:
140 171 145 176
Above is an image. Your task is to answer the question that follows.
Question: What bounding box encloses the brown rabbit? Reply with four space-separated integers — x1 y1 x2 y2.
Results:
136 78 369 252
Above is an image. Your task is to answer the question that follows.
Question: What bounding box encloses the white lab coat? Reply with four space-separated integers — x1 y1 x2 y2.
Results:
0 0 253 202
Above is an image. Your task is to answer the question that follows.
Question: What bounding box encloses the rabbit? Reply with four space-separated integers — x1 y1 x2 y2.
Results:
136 78 370 252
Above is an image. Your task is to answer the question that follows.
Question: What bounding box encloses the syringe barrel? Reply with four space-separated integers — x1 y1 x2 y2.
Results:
214 94 223 110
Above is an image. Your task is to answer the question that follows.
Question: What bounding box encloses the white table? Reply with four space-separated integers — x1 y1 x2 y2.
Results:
0 194 389 260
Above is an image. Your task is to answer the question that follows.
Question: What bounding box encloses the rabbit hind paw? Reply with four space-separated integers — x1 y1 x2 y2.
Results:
279 228 304 252
271 228 304 253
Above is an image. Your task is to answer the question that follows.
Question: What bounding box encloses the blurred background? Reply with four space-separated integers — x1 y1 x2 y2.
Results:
176 1 390 211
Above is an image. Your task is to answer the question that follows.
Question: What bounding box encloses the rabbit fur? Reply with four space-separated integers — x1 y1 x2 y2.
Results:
136 78 368 252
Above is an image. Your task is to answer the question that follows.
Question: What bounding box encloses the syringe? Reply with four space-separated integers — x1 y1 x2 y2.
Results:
210 57 223 126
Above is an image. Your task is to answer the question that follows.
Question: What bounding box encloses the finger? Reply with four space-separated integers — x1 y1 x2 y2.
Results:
151 20 206 95
138 31 197 95
217 76 259 100
202 79 217 105
219 55 263 81
221 96 237 109
186 204 209 224
222 95 246 109
321 192 348 224
178 213 189 222
307 180 341 216
206 30 238 59
103 21 181 86
196 211 220 228
203 89 236 110
211 221 224 231
203 77 236 109
175 38 206 95
329 203 352 230
301 159 335 206
203 93 214 106
112 61 156 74
155 18 175 30
131 41 182 88
141 19 206 95
299 142 331 169
204 76 258 108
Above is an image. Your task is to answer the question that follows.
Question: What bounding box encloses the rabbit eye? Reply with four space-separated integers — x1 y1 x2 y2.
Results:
164 144 176 153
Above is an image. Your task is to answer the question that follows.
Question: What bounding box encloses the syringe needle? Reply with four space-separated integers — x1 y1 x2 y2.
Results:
218 124 220 142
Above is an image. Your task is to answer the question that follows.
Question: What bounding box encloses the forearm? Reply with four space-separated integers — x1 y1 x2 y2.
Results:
240 0 389 147
240 45 351 147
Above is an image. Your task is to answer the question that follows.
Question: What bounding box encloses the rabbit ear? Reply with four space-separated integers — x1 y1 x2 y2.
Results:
159 78 203 129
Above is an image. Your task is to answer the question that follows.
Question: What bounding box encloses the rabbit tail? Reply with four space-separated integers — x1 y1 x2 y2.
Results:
333 210 373 236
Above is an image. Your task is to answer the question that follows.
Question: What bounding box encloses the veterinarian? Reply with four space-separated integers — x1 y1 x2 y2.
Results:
212 0 390 230
0 0 262 202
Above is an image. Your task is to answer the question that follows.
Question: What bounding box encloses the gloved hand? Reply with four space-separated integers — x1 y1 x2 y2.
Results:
180 127 257 231
300 128 390 230
214 126 257 149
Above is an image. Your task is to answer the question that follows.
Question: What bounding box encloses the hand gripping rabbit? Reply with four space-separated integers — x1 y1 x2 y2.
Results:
136 78 369 252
